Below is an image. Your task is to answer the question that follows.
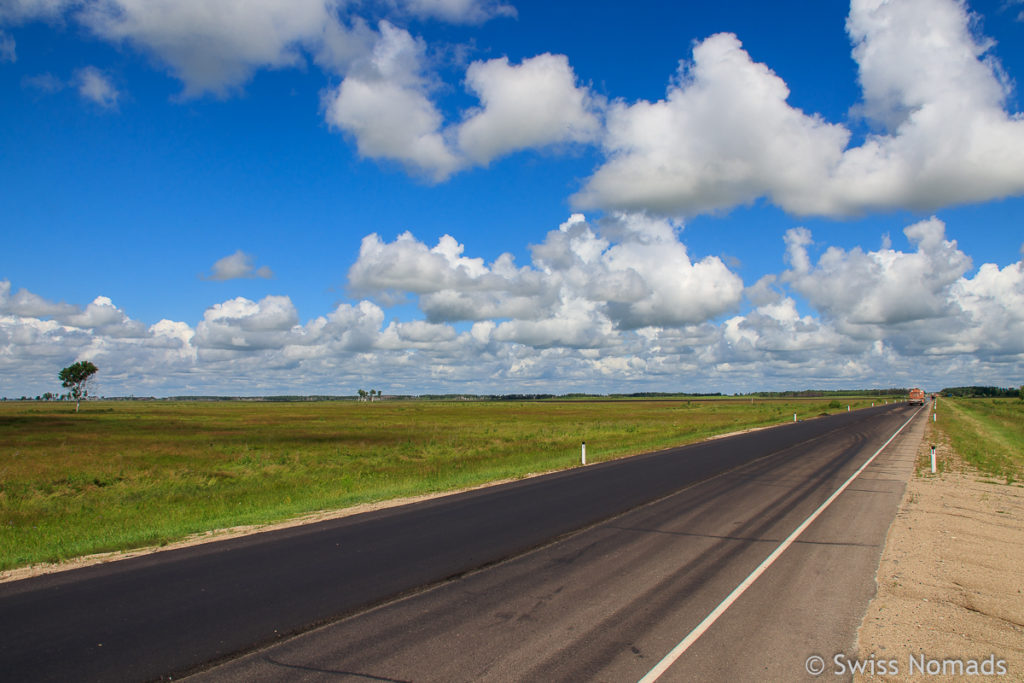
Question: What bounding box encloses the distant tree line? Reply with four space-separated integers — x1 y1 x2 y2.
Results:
939 386 1022 399
608 392 723 398
162 395 351 402
747 388 904 398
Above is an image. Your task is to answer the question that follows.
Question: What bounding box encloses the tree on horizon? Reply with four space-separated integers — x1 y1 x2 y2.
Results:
59 361 98 412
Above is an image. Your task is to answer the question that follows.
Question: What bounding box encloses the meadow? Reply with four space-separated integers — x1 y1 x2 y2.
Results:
933 397 1024 483
1 396 887 570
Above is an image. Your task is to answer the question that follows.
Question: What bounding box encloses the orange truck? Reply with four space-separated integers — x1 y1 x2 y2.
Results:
908 388 926 405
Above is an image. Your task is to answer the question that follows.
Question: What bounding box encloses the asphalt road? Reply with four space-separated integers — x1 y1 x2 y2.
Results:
0 403 924 682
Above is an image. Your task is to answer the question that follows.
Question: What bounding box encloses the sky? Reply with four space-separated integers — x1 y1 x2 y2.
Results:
1 0 1023 398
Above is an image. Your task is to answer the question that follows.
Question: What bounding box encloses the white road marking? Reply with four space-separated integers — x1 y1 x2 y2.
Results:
638 408 921 683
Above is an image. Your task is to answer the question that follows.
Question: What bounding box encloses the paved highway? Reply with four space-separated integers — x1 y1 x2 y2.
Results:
0 404 924 682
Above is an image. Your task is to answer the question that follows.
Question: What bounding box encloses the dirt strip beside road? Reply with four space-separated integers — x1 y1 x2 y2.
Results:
855 421 1024 682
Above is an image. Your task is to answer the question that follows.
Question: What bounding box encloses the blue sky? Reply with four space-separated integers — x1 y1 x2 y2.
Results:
1 0 1023 397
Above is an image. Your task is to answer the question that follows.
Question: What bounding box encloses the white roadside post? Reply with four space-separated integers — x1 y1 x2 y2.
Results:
931 445 937 474
581 441 587 466
793 413 797 422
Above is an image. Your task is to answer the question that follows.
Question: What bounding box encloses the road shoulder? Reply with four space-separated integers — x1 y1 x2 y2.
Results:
855 421 1024 681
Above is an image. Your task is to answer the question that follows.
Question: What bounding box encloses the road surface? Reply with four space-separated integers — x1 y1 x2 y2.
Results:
0 404 924 681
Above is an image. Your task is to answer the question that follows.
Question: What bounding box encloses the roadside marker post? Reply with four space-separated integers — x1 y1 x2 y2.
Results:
931 445 937 474
581 441 586 466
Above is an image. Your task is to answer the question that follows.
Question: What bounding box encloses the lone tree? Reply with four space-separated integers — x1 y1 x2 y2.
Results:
59 361 98 412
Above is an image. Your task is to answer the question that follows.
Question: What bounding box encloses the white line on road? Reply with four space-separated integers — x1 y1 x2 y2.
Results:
638 408 922 683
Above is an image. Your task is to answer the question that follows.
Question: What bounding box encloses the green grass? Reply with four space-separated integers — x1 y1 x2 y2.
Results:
0 397 885 570
934 398 1024 483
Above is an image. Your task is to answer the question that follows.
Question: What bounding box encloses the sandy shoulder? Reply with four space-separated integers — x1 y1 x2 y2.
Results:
854 422 1024 681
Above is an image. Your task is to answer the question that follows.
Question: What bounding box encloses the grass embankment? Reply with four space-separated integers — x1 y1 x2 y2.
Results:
1 397 885 570
933 398 1024 484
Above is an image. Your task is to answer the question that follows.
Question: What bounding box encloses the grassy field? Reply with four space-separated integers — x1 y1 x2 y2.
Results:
933 398 1024 483
1 396 888 571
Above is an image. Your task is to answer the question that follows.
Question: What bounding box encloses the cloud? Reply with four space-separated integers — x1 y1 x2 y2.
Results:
3 0 1024 395
349 230 493 299
66 295 148 337
575 0 1024 218
2 0 511 105
379 319 458 347
0 0 77 23
75 65 119 108
950 259 1024 357
721 296 855 376
783 218 972 328
0 279 78 318
810 0 1024 215
490 298 612 349
4 207 1024 397
324 21 462 181
8 0 1024 211
193 295 302 351
191 295 389 358
349 212 744 332
204 250 275 281
573 32 849 216
779 217 1024 363
0 30 14 62
397 0 516 24
324 32 604 180
457 53 602 165
0 281 155 396
20 66 120 109
325 26 603 179
592 213 745 329
0 281 146 337
22 72 65 93
75 0 361 98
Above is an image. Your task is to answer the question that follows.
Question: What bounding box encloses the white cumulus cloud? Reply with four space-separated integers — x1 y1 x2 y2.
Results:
194 295 302 351
348 212 744 334
457 53 602 166
575 0 1024 218
324 21 462 181
326 32 603 180
573 32 849 216
783 218 972 328
3 208 1023 397
780 218 1024 364
77 0 363 98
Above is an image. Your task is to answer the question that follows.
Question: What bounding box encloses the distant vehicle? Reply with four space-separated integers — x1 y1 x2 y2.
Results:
908 388 926 405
